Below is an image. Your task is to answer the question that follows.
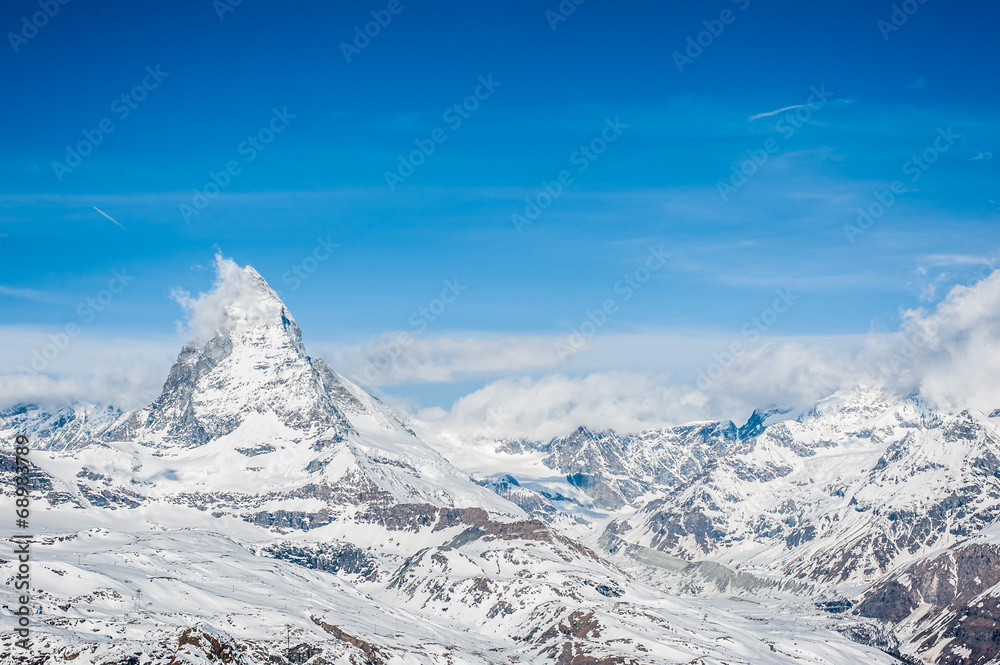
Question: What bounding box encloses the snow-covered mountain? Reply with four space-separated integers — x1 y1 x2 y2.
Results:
454 388 1000 664
0 402 127 452
118 267 359 449
605 389 1000 585
4 262 997 664
495 419 744 510
0 263 907 665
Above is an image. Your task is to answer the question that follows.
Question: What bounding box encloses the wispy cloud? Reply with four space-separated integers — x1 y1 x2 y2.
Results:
908 77 926 89
0 285 61 303
321 334 581 386
920 253 993 267
171 253 284 344
0 328 178 410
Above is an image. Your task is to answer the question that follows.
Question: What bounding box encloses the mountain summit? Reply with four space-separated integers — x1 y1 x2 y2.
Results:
122 264 361 447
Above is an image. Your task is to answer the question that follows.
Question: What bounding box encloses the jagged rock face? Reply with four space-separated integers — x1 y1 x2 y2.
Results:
856 541 1000 665
171 625 247 665
541 428 634 509
505 420 744 510
124 268 356 448
478 474 557 519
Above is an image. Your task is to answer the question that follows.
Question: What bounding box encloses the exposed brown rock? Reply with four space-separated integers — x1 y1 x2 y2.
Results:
311 616 388 665
169 626 243 665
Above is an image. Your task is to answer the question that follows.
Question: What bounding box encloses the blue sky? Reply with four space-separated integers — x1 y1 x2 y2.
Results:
1 0 998 419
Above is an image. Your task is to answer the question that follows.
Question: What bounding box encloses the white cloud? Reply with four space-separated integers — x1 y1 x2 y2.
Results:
171 253 283 344
0 329 177 410
410 372 704 442
6 255 1000 446
414 270 1000 442
918 272 949 302
320 334 585 386
410 343 863 444
921 253 993 267
875 272 1000 413
0 285 61 303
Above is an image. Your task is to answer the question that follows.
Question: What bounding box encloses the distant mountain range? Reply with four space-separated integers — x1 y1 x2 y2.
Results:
3 263 998 664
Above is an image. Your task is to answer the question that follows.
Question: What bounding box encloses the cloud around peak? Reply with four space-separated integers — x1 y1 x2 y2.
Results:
170 253 288 344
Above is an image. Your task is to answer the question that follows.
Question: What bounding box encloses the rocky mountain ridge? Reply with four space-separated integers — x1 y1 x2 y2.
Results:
470 389 1000 664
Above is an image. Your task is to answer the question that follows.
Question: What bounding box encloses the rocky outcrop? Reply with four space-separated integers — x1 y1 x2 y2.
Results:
169 625 246 665
311 617 388 665
261 541 379 579
856 542 1000 665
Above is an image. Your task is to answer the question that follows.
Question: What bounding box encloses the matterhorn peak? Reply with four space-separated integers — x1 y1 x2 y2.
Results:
173 256 298 346
223 265 290 328
128 257 356 447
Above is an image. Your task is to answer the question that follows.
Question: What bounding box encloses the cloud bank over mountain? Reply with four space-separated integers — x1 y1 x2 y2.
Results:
3 257 1000 441
414 269 1000 441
